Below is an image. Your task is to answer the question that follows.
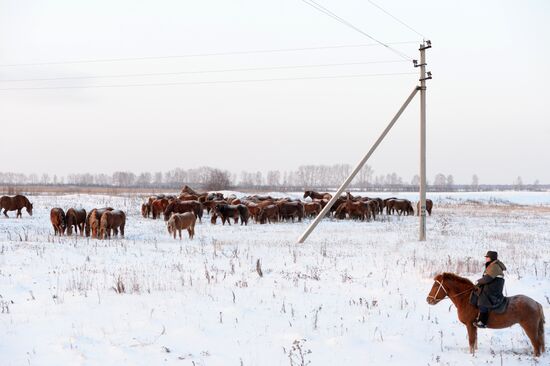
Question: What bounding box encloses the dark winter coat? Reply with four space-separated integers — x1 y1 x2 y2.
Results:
476 259 506 309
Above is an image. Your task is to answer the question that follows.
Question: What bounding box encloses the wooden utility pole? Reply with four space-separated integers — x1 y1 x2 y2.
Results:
417 41 431 241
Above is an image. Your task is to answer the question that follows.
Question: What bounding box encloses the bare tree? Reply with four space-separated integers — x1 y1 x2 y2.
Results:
205 168 231 191
266 170 281 187
471 174 479 191
433 173 447 190
513 176 523 190
446 174 454 190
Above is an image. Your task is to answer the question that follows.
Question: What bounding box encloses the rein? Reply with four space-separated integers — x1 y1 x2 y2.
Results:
429 279 474 303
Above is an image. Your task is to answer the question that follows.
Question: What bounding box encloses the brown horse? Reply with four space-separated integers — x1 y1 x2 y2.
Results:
244 201 261 223
303 191 332 200
141 202 151 218
151 198 169 219
86 207 114 238
304 202 322 218
181 185 207 197
1 195 33 218
167 212 196 239
50 208 66 235
335 200 368 220
427 272 545 356
164 200 196 221
66 208 86 236
417 199 433 216
99 210 126 239
179 194 199 202
258 204 279 224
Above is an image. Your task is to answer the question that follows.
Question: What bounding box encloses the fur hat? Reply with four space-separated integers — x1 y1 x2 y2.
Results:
485 251 498 261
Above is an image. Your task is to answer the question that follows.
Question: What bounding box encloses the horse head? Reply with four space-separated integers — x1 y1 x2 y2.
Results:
26 201 33 216
303 191 311 199
427 273 475 305
426 274 447 305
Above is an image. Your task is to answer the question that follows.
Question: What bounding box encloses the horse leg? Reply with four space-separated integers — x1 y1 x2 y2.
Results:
3 209 8 217
466 324 477 354
520 319 542 356
17 209 22 218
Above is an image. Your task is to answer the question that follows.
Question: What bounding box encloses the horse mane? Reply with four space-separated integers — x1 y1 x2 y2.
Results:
440 272 475 288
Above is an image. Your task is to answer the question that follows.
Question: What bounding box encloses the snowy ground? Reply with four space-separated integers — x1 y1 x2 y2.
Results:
0 192 549 366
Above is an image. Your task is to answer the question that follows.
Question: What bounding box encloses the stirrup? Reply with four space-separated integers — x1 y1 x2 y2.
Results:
473 320 487 328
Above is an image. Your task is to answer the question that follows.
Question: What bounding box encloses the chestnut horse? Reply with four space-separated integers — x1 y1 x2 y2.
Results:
303 191 332 200
304 202 322 218
50 208 66 235
427 272 545 356
1 195 33 218
151 198 169 219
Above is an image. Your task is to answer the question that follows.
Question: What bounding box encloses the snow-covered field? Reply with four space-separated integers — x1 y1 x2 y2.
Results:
1 192 549 366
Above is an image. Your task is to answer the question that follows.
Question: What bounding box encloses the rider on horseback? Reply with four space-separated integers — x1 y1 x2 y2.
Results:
474 251 507 328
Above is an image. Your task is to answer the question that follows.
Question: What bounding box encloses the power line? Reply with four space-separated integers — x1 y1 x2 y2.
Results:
0 60 408 82
300 0 414 62
0 71 416 91
0 42 417 68
366 0 426 39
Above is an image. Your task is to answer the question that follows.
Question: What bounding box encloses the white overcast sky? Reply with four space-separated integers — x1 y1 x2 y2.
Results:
1 0 549 184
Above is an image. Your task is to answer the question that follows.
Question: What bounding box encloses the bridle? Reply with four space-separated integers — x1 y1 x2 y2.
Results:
428 279 474 304
427 279 448 303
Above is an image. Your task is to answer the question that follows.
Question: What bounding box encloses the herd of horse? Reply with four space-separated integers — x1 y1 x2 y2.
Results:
141 187 434 230
0 192 545 357
0 189 434 240
50 207 126 239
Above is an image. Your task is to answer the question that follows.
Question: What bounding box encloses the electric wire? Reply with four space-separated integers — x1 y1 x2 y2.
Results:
0 60 409 83
366 0 427 39
0 42 417 68
300 0 414 62
0 71 417 91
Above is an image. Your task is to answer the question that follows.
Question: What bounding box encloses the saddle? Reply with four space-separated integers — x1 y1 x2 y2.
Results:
469 292 510 314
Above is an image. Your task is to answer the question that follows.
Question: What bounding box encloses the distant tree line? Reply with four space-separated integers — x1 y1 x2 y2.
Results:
0 167 546 192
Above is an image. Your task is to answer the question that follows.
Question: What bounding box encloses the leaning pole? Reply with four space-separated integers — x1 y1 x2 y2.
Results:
297 41 432 244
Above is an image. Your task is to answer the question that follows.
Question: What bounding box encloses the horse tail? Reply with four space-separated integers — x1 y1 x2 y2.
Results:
538 302 545 354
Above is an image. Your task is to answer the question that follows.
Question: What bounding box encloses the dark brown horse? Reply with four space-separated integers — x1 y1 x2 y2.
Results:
50 208 66 235
386 199 414 215
214 204 249 225
303 191 332 200
1 195 33 218
151 198 169 219
203 199 227 214
66 208 86 236
427 272 545 356
417 199 433 216
277 201 304 222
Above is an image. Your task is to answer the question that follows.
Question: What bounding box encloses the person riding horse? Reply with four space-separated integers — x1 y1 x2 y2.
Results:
474 251 507 328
